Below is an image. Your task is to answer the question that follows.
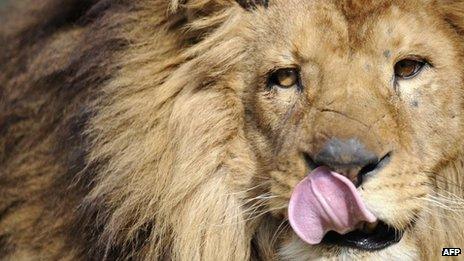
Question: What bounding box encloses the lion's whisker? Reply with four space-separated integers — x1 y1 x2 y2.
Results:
271 219 289 247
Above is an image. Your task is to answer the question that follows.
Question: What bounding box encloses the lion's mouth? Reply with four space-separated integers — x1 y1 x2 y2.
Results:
321 220 403 251
288 166 405 251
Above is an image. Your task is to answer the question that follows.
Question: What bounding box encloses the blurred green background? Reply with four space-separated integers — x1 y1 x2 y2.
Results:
0 0 8 7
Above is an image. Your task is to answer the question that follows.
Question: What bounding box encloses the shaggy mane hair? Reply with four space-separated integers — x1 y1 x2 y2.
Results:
0 0 463 260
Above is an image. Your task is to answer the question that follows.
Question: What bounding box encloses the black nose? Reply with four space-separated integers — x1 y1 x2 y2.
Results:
310 139 388 186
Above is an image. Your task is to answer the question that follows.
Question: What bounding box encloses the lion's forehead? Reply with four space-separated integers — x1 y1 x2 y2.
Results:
250 0 448 66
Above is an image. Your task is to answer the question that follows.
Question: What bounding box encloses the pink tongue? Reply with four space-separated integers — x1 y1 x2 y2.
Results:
288 166 377 245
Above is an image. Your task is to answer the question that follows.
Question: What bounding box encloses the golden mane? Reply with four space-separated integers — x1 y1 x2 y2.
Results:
85 1 255 259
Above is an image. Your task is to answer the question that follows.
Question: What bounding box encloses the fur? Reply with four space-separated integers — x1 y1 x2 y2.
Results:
0 0 463 260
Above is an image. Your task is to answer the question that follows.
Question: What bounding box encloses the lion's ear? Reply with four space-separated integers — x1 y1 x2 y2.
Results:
236 0 268 9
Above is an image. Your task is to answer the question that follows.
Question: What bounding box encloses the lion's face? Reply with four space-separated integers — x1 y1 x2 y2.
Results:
239 0 464 258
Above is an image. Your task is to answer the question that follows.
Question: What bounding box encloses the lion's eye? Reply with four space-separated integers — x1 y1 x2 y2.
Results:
268 68 300 89
394 59 425 79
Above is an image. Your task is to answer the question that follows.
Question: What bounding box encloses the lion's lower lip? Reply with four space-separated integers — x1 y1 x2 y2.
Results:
320 221 403 251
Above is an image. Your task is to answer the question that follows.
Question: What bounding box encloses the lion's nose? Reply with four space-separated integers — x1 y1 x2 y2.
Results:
310 138 389 186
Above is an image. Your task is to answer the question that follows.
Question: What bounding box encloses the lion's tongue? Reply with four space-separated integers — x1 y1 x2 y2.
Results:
288 166 377 245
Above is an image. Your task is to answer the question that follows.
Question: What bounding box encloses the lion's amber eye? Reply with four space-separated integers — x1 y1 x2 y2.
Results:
268 68 300 89
394 59 425 79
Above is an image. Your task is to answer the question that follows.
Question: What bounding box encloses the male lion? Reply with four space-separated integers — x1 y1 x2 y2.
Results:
1 0 464 260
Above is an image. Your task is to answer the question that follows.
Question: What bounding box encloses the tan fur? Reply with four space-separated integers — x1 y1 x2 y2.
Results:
1 0 463 260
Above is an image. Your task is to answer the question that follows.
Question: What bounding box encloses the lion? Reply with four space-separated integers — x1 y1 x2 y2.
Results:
1 0 464 260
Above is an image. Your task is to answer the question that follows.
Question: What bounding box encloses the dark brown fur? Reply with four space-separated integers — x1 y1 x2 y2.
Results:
0 0 130 258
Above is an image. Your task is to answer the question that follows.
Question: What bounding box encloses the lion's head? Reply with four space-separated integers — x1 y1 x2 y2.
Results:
237 0 464 259
2 0 464 260
85 0 464 260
